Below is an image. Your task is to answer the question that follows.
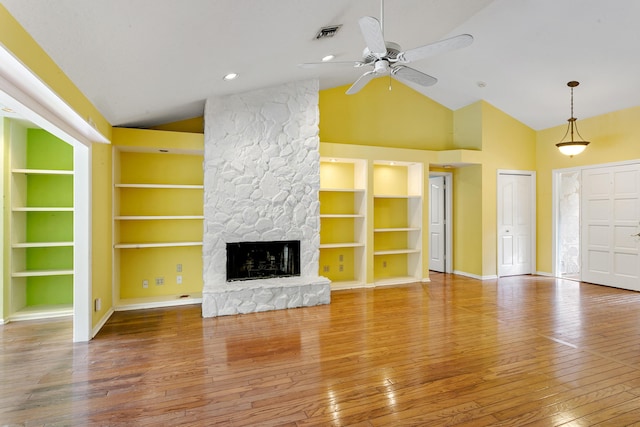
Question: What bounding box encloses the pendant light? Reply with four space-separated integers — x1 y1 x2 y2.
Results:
556 81 590 157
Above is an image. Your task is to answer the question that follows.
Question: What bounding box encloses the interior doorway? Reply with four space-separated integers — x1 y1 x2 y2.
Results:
554 170 581 280
428 172 452 273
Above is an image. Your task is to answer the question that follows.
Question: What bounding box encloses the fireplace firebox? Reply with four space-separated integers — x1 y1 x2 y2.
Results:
226 240 300 282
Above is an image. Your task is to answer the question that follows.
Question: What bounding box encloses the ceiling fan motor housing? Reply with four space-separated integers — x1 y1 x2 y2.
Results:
363 41 401 63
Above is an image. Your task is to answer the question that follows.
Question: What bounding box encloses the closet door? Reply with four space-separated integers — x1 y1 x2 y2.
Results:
581 164 640 291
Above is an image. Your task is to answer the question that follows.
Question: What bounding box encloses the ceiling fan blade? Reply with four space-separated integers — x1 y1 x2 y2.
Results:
398 34 474 64
358 16 387 56
298 61 366 69
392 66 438 88
346 71 377 95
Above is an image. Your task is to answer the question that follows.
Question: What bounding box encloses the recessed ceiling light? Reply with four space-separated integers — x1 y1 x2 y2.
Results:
1 106 14 113
322 55 335 62
223 73 239 81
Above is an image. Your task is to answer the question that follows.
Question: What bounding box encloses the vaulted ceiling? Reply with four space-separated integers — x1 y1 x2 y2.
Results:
2 0 639 130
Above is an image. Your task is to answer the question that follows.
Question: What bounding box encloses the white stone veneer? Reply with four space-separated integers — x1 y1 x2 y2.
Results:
201 79 329 317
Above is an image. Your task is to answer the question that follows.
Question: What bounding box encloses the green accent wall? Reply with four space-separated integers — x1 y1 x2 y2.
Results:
25 129 73 307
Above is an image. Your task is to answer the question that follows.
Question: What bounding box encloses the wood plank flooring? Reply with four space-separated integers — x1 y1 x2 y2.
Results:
4 273 640 425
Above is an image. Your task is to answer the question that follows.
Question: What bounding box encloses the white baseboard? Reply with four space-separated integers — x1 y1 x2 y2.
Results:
535 271 554 277
92 307 115 338
453 270 498 281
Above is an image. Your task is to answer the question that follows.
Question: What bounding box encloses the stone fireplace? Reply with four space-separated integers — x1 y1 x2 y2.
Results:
201 79 330 317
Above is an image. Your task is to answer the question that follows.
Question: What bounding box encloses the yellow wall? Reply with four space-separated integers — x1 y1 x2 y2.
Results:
320 79 454 150
535 105 640 273
150 116 204 134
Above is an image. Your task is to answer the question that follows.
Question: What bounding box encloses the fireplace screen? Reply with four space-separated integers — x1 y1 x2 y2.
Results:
226 240 301 281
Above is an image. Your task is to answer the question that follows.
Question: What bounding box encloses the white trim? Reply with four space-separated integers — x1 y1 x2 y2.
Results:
73 145 92 342
0 44 108 146
536 271 554 277
497 170 536 278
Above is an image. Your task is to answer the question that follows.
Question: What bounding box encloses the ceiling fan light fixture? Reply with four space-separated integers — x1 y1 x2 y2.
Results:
556 81 590 157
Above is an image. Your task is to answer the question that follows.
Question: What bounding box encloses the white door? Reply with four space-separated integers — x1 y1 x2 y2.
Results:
581 164 640 290
498 172 535 277
429 176 445 272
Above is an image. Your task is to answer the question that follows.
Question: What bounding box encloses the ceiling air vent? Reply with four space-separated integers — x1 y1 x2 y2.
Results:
315 25 342 39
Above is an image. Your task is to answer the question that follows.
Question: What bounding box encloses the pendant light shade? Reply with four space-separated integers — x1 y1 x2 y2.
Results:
556 81 590 157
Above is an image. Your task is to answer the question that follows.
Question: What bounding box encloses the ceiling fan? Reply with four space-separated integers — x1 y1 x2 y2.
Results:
300 2 474 95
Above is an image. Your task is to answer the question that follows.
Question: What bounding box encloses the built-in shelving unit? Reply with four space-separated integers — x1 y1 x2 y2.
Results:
8 123 74 321
373 162 423 285
112 128 205 310
319 158 367 289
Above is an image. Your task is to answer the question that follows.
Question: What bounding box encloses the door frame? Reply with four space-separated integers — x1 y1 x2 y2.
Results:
497 170 536 277
428 172 453 273
552 159 640 280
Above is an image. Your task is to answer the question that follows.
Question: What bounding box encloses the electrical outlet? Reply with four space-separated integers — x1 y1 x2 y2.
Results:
339 254 344 262
142 280 149 288
339 265 344 272
155 277 164 286
94 298 101 311
383 261 387 268
177 275 182 285
176 263 182 273
323 265 330 272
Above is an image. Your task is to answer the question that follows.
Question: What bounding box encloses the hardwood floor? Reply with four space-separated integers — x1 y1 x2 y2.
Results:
4 273 640 426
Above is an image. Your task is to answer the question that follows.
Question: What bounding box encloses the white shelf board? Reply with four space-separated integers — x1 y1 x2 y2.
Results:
115 183 204 189
320 242 365 249
373 249 420 255
115 241 203 249
373 194 421 199
114 215 204 220
13 241 74 248
115 293 203 311
13 207 73 212
12 269 74 277
374 227 421 233
320 214 365 218
320 188 366 193
12 168 73 175
9 304 73 322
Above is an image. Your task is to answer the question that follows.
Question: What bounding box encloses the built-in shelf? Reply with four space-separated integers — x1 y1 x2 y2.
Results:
12 168 73 175
8 124 75 320
115 183 204 189
12 269 74 278
12 242 74 248
12 207 73 212
114 215 204 220
113 130 205 308
114 242 203 249
319 158 368 287
372 162 423 285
